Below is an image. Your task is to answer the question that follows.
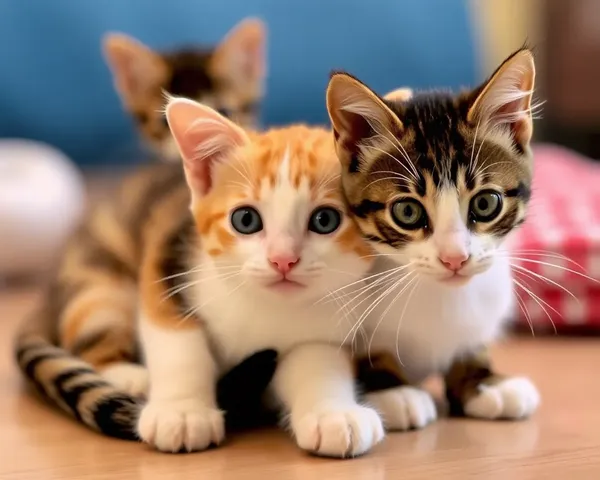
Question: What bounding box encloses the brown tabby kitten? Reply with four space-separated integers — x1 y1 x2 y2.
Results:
103 17 266 161
328 47 540 429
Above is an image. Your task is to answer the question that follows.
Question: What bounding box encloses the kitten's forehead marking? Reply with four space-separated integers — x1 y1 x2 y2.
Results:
277 145 291 186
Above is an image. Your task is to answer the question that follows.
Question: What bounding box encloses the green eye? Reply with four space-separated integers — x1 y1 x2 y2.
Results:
231 207 263 234
391 199 427 230
470 191 503 222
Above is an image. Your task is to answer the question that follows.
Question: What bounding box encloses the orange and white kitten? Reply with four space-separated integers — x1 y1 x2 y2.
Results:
135 98 382 456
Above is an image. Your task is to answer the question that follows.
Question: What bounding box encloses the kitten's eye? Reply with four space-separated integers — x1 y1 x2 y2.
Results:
309 207 341 235
231 207 263 234
470 191 503 223
391 199 427 230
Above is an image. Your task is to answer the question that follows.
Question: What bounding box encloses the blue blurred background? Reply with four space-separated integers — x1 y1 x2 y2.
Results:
0 0 479 166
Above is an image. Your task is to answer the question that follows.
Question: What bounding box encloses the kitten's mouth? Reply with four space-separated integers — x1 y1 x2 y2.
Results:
267 278 306 292
438 272 472 286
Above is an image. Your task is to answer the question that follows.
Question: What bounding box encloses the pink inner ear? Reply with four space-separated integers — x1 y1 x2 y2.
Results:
166 99 249 196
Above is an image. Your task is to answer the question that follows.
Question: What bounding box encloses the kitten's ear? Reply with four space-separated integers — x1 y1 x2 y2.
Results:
383 87 413 102
165 97 250 200
103 33 167 100
211 18 267 89
467 48 536 148
326 72 403 172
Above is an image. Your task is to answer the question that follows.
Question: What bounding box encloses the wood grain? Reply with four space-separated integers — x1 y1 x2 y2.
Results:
1 285 599 479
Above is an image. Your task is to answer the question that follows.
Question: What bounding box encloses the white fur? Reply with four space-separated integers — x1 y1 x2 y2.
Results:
358 185 516 384
137 313 224 452
361 254 513 384
365 386 437 431
101 362 149 398
273 344 384 457
464 377 540 420
137 132 376 455
185 164 378 456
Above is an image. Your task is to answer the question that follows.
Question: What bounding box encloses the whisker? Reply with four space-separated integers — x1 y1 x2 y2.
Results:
394 276 421 363
334 273 398 321
498 250 586 271
362 141 417 182
468 116 482 175
471 127 494 178
366 273 418 365
373 123 420 178
161 270 240 301
362 176 411 192
156 264 238 284
509 262 584 300
513 277 558 334
475 161 513 176
316 263 413 305
346 271 414 350
513 288 535 337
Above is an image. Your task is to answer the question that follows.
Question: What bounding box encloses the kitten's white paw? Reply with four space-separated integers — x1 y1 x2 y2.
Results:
101 362 149 398
464 377 540 420
365 386 437 431
291 404 384 458
137 398 224 453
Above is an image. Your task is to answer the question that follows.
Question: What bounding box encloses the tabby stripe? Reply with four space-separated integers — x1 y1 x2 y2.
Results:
490 204 519 237
363 234 386 244
159 216 196 315
93 395 139 440
54 380 110 421
349 199 385 218
374 218 411 248
23 352 66 380
505 182 531 202
130 165 186 245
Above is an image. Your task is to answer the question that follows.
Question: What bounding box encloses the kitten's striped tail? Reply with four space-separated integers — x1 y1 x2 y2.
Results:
15 308 280 439
14 309 141 441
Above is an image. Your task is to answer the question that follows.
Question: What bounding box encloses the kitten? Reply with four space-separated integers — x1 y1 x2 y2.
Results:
14 160 279 438
326 47 541 430
15 100 384 458
134 99 382 457
102 17 266 161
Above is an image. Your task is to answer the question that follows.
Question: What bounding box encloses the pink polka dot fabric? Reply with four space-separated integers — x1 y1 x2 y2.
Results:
507 144 600 331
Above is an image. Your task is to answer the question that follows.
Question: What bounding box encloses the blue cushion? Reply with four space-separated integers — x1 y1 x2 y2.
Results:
0 0 477 166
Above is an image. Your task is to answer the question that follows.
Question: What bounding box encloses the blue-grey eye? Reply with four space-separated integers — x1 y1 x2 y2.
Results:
391 199 427 230
231 207 263 234
470 190 503 222
309 207 341 234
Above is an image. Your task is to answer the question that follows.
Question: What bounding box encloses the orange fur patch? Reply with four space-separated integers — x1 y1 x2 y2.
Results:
191 125 369 260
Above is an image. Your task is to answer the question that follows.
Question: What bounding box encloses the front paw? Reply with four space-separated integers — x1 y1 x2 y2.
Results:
291 404 384 458
464 377 540 420
137 398 225 452
365 386 437 431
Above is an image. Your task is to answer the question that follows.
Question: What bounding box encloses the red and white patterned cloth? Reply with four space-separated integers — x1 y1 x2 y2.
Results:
507 144 600 331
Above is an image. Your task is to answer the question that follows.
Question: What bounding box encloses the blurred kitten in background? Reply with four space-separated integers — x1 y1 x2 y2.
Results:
102 18 267 162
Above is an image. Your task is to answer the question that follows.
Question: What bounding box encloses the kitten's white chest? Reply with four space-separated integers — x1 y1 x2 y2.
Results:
192 275 351 372
362 258 514 383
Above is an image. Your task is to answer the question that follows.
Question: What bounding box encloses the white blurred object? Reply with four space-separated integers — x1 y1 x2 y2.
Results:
0 139 86 278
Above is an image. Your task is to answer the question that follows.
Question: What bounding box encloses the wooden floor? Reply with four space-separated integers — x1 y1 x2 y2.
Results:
1 285 599 479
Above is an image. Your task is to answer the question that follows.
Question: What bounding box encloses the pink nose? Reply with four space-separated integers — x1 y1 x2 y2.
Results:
439 253 469 271
269 255 300 274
